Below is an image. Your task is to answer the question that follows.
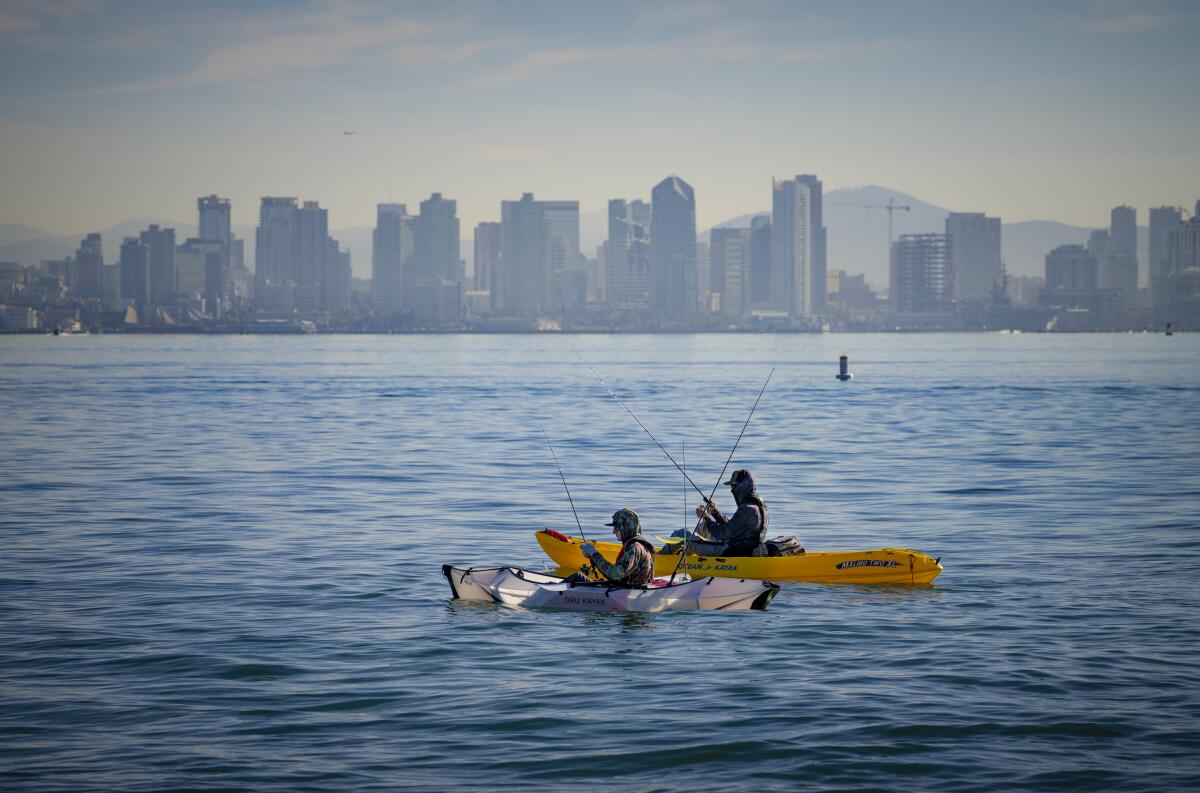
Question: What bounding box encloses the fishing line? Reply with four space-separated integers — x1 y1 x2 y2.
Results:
671 367 775 583
539 423 586 542
573 350 708 501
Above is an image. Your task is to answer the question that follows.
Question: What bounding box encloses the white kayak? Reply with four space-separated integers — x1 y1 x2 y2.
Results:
442 565 779 612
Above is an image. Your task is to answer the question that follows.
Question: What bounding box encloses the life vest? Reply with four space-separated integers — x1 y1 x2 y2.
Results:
617 536 656 586
742 494 769 538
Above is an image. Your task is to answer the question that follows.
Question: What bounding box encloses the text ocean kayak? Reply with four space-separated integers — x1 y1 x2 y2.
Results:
535 530 943 585
442 564 779 612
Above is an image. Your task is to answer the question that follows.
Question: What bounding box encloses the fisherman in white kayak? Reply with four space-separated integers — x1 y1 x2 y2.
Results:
663 469 769 557
573 508 656 587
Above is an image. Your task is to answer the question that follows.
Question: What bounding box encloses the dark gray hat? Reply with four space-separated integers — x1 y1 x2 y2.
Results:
723 469 750 487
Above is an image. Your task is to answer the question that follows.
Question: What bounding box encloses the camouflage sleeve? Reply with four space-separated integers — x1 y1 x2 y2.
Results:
586 545 634 583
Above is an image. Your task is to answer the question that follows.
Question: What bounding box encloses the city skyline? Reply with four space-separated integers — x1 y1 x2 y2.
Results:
2 0 1199 236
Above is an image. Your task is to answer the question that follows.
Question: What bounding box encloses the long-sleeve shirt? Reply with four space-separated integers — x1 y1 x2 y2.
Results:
585 538 655 587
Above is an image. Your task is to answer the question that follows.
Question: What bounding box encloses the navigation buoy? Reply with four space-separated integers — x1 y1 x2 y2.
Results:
836 354 853 381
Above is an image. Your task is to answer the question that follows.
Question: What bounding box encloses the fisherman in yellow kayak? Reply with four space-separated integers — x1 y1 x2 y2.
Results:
663 469 769 557
573 508 656 586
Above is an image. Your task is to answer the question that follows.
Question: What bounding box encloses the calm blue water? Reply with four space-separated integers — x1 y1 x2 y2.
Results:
1 333 1198 791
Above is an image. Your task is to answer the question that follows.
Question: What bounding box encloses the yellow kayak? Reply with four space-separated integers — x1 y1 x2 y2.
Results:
535 529 943 586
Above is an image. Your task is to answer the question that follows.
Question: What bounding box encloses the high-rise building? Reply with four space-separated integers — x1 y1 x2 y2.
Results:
890 233 949 312
323 238 351 309
1087 229 1111 259
544 201 581 312
544 201 580 272
255 196 342 314
1149 206 1183 295
176 238 224 306
198 195 231 250
119 237 150 309
413 193 461 282
372 203 410 317
1166 217 1200 275
945 212 1002 301
605 199 651 309
1110 205 1137 263
75 233 104 300
650 176 697 317
749 215 771 309
410 193 461 325
770 176 820 317
710 227 750 317
256 197 298 287
473 221 501 308
139 224 176 305
1045 244 1098 291
198 195 233 308
1159 218 1200 327
500 193 550 317
294 201 328 312
795 174 826 311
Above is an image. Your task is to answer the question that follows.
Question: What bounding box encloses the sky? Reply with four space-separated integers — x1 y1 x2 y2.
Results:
1 0 1198 237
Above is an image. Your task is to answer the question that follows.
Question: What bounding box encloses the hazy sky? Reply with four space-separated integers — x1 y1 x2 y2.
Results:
2 0 1198 237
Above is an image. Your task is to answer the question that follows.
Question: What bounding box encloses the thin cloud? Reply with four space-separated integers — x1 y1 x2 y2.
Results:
108 17 435 93
468 29 912 88
1079 12 1174 32
1074 0 1176 33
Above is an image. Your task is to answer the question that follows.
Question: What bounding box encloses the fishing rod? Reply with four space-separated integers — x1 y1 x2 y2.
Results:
539 423 586 542
671 368 774 583
573 350 709 502
706 368 774 504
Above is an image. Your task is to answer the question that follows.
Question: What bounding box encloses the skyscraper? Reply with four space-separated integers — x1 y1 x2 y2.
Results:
945 212 1002 301
198 195 232 309
256 197 298 288
650 176 697 317
413 193 461 282
294 201 328 311
770 176 818 317
795 174 826 311
198 195 231 250
710 227 750 317
500 193 551 317
1159 217 1200 327
410 193 461 325
75 233 103 300
749 215 771 309
890 233 949 312
119 237 150 309
372 203 410 317
139 224 176 305
323 239 351 309
1149 206 1183 296
1045 244 1098 291
1110 205 1137 262
473 221 501 308
605 199 651 309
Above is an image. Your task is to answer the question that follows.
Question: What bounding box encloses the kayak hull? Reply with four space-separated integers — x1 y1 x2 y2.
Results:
442 564 779 612
535 530 942 585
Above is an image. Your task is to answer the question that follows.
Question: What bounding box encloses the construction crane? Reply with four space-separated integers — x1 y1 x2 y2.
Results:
832 197 912 245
